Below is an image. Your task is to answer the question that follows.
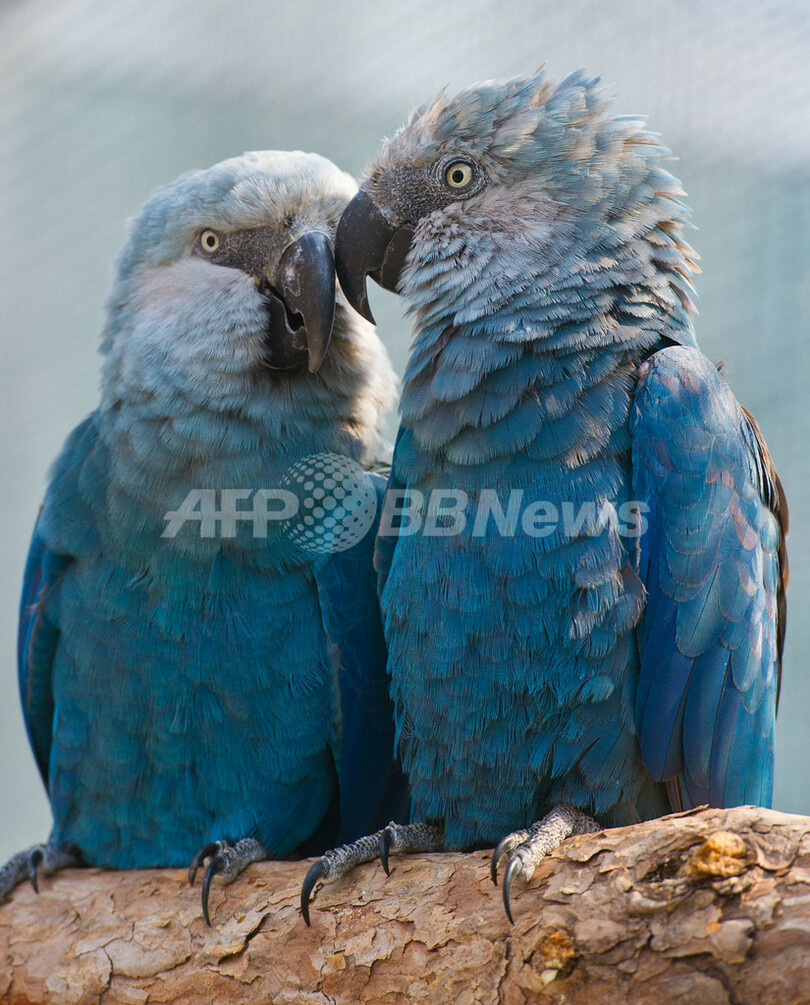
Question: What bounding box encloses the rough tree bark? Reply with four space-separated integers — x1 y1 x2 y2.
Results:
2 806 810 1005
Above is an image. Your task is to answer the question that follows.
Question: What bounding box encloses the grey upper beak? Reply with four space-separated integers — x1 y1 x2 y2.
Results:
334 191 415 325
276 231 336 373
263 231 336 373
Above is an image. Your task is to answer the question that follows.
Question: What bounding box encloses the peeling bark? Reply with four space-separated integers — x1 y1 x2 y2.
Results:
2 807 810 1004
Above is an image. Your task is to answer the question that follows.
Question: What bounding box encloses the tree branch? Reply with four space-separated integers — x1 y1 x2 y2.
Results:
3 806 810 1004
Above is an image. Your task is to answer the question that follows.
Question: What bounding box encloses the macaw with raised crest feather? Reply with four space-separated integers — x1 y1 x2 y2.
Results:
300 70 788 924
1 150 408 925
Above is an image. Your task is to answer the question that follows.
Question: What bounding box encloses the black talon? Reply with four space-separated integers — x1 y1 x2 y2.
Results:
491 838 509 886
28 848 43 894
502 857 522 925
379 827 392 876
300 858 328 927
188 841 220 887
201 856 224 927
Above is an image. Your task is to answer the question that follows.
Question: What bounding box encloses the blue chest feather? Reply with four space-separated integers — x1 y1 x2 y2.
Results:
381 330 670 848
29 416 351 867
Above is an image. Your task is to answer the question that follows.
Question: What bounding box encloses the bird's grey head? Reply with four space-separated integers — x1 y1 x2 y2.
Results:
336 69 698 341
101 151 394 427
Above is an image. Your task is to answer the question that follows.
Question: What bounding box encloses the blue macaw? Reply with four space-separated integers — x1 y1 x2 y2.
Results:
301 70 788 923
1 151 408 924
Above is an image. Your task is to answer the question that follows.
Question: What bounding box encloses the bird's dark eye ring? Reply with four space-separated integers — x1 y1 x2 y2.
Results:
199 229 220 252
443 160 475 191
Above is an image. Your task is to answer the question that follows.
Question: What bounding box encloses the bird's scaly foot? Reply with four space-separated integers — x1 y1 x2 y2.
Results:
300 820 444 926
0 842 82 902
491 805 600 923
188 837 267 926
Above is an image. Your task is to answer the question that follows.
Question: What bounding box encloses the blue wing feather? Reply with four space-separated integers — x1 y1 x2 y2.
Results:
631 347 786 808
18 520 60 787
316 471 409 840
17 417 100 790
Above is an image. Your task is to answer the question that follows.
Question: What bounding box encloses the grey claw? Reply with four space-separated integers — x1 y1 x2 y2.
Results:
300 858 328 927
379 826 393 876
503 856 523 925
491 837 510 886
28 848 43 894
201 856 224 927
188 841 221 887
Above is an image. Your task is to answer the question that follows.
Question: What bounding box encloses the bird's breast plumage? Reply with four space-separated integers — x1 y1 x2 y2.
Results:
38 407 357 867
383 320 670 848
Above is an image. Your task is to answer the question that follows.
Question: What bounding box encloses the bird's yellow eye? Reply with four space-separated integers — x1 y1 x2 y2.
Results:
444 161 475 190
199 229 220 252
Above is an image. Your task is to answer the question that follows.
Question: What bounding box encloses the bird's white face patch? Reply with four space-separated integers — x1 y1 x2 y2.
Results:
97 150 397 451
109 257 269 402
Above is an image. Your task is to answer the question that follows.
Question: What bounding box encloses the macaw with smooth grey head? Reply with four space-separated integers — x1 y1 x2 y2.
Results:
1 150 408 925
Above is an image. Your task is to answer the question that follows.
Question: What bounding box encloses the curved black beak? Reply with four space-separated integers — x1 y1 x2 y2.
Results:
264 232 336 373
334 191 415 325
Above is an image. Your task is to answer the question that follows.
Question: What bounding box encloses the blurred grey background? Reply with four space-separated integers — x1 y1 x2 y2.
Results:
0 0 808 863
